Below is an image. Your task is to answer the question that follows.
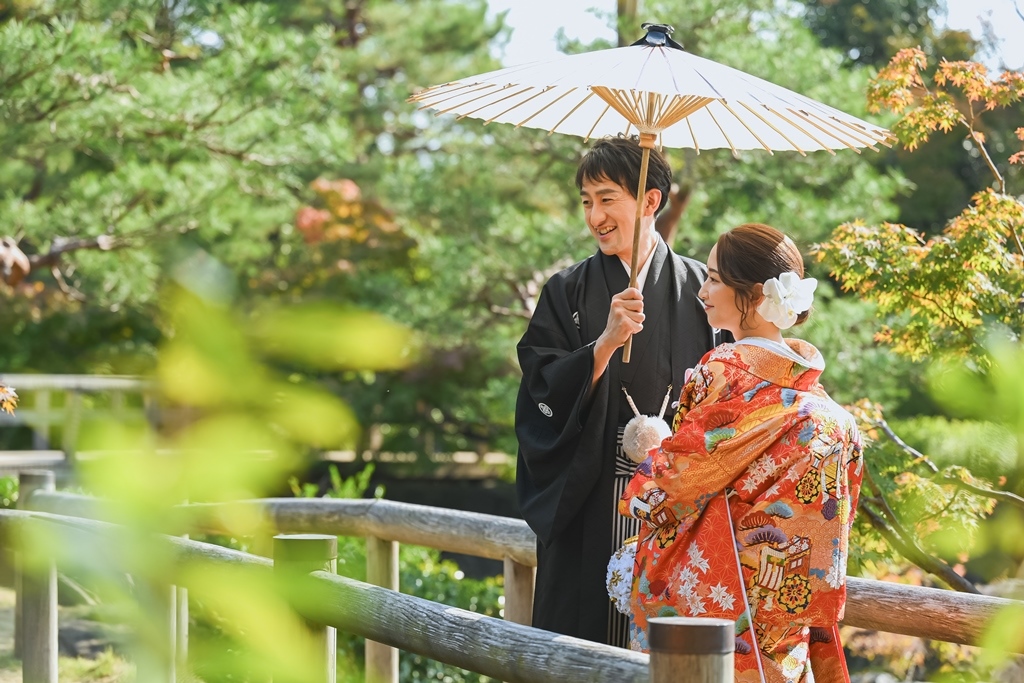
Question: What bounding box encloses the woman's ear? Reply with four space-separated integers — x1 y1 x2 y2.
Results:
751 283 764 307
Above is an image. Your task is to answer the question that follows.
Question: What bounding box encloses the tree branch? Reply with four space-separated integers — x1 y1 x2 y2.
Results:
488 304 532 320
935 474 1024 511
29 235 123 269
916 488 960 524
962 114 1024 257
963 107 1006 194
874 414 1024 511
199 140 290 167
910 290 978 340
859 495 979 593
50 265 85 301
875 417 936 471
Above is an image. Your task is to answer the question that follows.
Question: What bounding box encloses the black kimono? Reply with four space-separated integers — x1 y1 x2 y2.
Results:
515 237 721 646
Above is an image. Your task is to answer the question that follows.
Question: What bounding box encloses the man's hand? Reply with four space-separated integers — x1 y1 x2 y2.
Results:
600 287 644 348
591 287 643 391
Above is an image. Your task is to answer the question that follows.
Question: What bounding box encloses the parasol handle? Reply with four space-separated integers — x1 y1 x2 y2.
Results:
622 133 656 363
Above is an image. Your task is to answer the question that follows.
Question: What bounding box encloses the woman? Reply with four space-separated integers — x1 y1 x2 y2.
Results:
618 223 863 683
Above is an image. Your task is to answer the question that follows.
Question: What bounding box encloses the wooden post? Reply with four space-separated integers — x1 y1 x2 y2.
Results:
176 523 189 678
62 391 83 461
647 617 734 683
111 390 126 420
15 471 56 662
21 529 57 683
31 391 51 450
365 537 398 683
176 585 188 677
17 472 58 683
134 583 177 683
502 556 535 626
274 534 338 683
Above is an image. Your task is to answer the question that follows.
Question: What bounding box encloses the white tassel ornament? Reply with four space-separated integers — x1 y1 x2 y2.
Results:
620 386 673 464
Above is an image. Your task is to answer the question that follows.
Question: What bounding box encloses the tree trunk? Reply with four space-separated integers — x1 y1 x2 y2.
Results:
617 0 638 46
655 183 692 248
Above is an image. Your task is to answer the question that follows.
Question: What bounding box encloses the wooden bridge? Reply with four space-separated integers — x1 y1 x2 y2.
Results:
10 470 1024 683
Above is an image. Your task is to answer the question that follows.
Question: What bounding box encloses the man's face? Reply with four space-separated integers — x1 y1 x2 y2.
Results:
580 175 659 265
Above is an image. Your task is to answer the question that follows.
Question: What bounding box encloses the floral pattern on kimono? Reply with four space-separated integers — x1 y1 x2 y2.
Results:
619 339 863 683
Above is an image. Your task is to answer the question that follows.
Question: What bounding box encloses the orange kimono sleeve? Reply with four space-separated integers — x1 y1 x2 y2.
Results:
619 360 756 524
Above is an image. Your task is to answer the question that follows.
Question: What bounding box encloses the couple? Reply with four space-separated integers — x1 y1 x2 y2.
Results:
515 137 863 683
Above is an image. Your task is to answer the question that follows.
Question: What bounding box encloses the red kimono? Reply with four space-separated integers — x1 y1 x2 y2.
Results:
619 339 863 683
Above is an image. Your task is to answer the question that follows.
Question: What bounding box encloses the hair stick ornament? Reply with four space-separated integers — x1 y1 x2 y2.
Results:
621 385 674 463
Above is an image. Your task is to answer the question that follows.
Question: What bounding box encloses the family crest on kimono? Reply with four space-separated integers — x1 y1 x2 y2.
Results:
613 223 864 683
515 136 723 647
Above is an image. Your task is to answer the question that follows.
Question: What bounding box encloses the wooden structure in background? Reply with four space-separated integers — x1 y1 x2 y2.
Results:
13 485 1024 683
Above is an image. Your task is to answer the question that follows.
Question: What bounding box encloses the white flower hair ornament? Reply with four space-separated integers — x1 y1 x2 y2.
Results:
756 272 818 330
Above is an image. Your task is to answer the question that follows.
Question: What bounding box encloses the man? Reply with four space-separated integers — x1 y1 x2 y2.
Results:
514 136 722 647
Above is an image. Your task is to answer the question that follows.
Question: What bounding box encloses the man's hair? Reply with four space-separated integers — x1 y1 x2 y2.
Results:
575 136 673 215
715 223 810 329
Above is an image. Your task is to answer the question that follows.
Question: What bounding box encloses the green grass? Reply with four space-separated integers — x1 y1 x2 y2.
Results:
0 649 133 683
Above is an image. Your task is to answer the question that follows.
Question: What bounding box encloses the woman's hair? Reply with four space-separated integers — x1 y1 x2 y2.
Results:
715 223 810 329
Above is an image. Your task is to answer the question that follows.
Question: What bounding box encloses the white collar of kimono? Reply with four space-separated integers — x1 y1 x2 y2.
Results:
734 336 826 371
618 230 658 292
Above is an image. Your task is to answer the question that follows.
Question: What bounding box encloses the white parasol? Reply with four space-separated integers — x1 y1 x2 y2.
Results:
410 23 893 360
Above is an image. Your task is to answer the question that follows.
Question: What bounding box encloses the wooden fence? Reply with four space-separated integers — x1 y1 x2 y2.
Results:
0 374 153 460
0 375 512 476
10 474 726 683
14 473 1024 683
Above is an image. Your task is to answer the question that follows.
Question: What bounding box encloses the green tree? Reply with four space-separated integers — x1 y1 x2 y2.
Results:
0 0 504 367
0 0 530 458
799 0 946 66
794 0 1024 236
2 0 910 465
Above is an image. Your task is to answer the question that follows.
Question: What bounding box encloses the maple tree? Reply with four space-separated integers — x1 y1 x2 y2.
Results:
0 384 15 415
817 50 1024 608
817 48 1024 364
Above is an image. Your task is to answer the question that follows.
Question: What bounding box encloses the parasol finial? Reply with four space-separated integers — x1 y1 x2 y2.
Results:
633 23 684 51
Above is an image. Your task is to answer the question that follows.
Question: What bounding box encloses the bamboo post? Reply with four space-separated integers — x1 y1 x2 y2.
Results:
365 536 399 683
274 534 338 683
647 617 734 683
501 556 535 626
622 131 658 364
15 471 56 661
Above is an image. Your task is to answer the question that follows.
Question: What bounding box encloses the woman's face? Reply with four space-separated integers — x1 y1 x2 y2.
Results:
698 245 744 335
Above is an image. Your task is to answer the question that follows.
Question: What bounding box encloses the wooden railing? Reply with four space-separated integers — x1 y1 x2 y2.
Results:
10 475 730 683
0 374 513 476
0 374 153 457
16 476 1024 683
